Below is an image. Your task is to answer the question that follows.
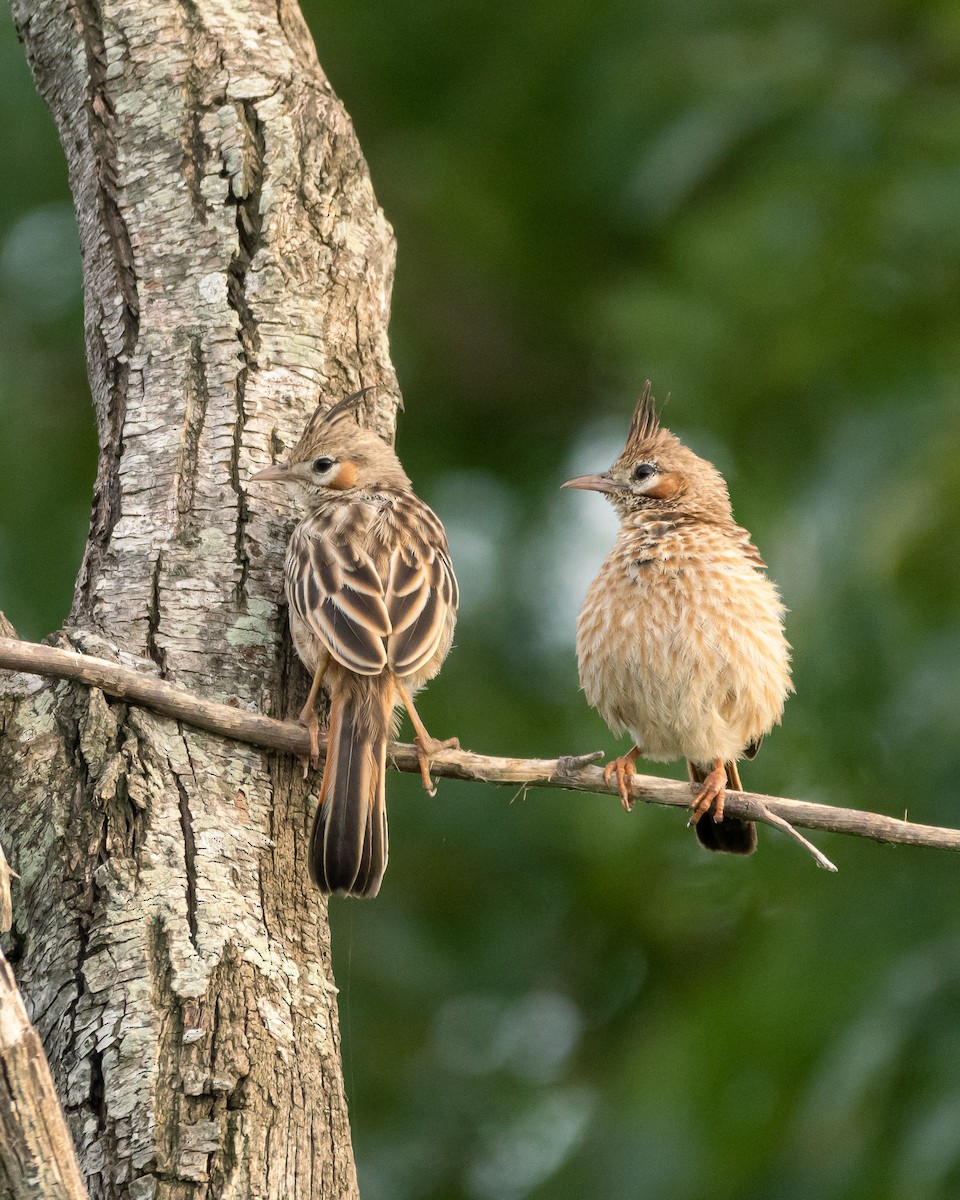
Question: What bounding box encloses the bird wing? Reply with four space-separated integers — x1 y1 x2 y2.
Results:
285 493 458 679
383 495 459 677
286 505 392 676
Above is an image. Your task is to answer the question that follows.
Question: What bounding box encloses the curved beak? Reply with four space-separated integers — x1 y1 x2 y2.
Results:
562 473 623 494
249 463 289 483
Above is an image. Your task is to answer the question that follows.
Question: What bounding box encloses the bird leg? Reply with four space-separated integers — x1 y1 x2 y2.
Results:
688 758 727 826
299 661 328 771
396 682 459 797
603 747 640 812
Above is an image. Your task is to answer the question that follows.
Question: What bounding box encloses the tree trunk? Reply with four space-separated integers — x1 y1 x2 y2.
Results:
2 1 398 1194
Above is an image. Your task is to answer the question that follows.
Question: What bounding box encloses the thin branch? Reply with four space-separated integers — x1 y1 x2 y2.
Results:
0 845 17 935
0 947 88 1199
2 634 959 863
745 803 838 871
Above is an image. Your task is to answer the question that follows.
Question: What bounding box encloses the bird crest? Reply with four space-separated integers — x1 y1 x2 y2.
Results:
291 386 377 462
301 386 374 440
623 381 661 456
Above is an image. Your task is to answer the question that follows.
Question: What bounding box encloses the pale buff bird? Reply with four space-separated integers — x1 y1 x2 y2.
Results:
250 389 458 896
564 384 792 854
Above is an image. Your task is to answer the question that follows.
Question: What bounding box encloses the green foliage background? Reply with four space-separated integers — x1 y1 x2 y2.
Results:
3 3 960 1197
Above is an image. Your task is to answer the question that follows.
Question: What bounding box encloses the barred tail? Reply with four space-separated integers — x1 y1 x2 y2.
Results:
309 677 392 898
689 759 758 855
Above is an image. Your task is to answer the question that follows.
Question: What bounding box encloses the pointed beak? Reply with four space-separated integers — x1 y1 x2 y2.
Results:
562 473 623 494
248 463 289 483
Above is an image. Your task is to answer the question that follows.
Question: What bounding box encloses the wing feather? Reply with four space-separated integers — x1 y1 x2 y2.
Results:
389 556 421 597
390 588 444 675
335 584 393 634
384 498 458 677
388 579 430 635
316 599 387 673
286 511 390 675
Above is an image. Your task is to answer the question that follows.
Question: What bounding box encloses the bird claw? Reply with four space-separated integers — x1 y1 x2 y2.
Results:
298 709 321 776
688 766 727 827
603 754 638 812
414 734 459 797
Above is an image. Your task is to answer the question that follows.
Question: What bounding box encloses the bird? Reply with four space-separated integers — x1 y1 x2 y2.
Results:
249 388 459 897
563 383 792 854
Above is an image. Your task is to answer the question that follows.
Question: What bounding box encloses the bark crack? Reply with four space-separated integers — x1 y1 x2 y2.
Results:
146 551 167 675
174 770 200 955
89 1045 109 1134
231 398 253 607
225 99 265 606
178 0 214 221
176 731 202 955
60 739 112 1152
225 100 264 356
72 0 142 623
174 337 211 535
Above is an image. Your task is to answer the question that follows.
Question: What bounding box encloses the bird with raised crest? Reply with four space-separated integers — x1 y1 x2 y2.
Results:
564 384 792 854
250 388 459 897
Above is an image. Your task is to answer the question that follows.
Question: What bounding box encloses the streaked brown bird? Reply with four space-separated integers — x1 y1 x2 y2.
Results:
250 389 459 897
564 384 792 854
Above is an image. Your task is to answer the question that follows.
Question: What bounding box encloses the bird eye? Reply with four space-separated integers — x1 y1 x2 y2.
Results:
633 463 657 482
313 456 336 473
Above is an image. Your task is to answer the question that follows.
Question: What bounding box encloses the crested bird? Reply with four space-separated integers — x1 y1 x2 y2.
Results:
250 388 459 897
564 384 792 854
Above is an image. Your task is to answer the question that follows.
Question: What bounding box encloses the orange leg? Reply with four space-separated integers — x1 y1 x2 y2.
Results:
299 660 328 771
603 747 640 812
396 681 459 797
688 758 727 826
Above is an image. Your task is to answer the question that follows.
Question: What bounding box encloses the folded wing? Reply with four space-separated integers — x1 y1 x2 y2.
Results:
286 508 391 675
287 495 458 680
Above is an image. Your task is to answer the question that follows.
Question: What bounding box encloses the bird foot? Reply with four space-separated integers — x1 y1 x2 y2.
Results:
414 734 460 797
688 766 727 827
603 751 639 812
298 704 321 775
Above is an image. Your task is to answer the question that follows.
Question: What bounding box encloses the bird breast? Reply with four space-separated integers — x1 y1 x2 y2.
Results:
576 518 791 765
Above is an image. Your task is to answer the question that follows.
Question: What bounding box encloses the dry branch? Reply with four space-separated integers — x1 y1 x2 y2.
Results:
0 948 88 1200
3 634 960 866
0 845 16 937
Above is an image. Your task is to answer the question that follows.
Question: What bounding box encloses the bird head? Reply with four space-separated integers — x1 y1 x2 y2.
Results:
249 387 411 504
563 382 734 522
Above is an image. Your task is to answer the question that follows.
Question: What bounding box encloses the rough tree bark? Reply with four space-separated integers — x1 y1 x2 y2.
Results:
1 1 398 1195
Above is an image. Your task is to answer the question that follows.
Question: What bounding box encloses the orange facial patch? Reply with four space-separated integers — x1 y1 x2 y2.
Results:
644 472 682 500
328 461 359 489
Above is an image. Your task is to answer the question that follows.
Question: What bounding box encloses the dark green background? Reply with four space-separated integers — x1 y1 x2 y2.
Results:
3 3 960 1197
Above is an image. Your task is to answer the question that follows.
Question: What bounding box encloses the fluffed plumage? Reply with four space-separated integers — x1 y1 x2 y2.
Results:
564 383 792 854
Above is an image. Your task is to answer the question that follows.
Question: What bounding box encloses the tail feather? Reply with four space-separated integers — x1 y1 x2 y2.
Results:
351 740 389 897
309 679 392 898
689 759 757 856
